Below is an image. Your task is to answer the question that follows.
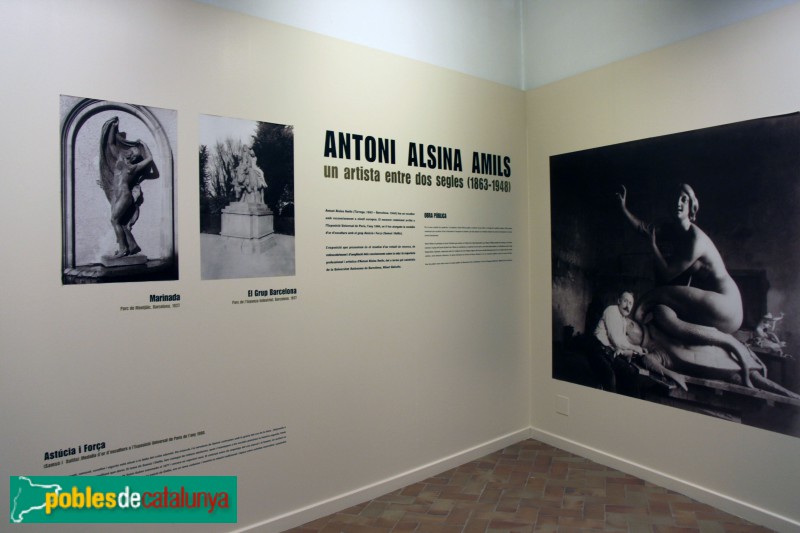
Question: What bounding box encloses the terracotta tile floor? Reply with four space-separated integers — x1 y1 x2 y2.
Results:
285 439 774 533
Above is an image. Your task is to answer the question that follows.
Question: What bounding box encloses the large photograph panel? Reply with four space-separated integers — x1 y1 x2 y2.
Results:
61 96 178 284
550 113 800 438
199 114 295 280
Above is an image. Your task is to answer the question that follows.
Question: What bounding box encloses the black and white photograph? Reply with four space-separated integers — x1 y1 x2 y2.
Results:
61 96 178 284
550 113 800 438
199 114 295 280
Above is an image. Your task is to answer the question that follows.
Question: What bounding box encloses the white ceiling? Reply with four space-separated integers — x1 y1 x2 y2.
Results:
194 0 799 90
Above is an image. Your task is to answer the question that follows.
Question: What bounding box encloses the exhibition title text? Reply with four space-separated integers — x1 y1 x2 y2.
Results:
323 130 512 192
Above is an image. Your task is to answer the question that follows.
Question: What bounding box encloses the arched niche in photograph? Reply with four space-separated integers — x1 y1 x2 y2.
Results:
61 97 177 284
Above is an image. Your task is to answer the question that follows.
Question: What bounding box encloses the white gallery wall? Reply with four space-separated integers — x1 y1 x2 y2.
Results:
198 0 799 90
196 0 525 88
528 4 800 531
521 0 799 88
0 0 529 531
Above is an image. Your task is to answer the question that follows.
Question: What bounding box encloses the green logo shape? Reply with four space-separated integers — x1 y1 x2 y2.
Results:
9 476 237 523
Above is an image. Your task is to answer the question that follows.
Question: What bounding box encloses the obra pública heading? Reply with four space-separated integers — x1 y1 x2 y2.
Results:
324 130 511 177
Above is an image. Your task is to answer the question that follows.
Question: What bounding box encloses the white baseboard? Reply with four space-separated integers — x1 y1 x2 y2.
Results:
232 427 532 533
230 425 797 533
529 427 799 533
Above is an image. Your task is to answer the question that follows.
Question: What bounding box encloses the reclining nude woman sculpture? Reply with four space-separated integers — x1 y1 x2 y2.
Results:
617 183 772 390
624 315 799 398
98 116 160 258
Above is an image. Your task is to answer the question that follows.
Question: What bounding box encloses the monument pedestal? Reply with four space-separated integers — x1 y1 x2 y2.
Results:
219 233 279 255
62 258 175 284
221 202 274 239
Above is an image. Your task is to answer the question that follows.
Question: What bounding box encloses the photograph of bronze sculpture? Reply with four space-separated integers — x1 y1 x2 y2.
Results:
61 96 177 284
199 114 295 280
550 113 800 438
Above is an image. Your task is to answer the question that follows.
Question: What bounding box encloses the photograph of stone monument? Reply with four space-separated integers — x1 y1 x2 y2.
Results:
549 113 800 438
61 96 178 284
199 114 295 280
